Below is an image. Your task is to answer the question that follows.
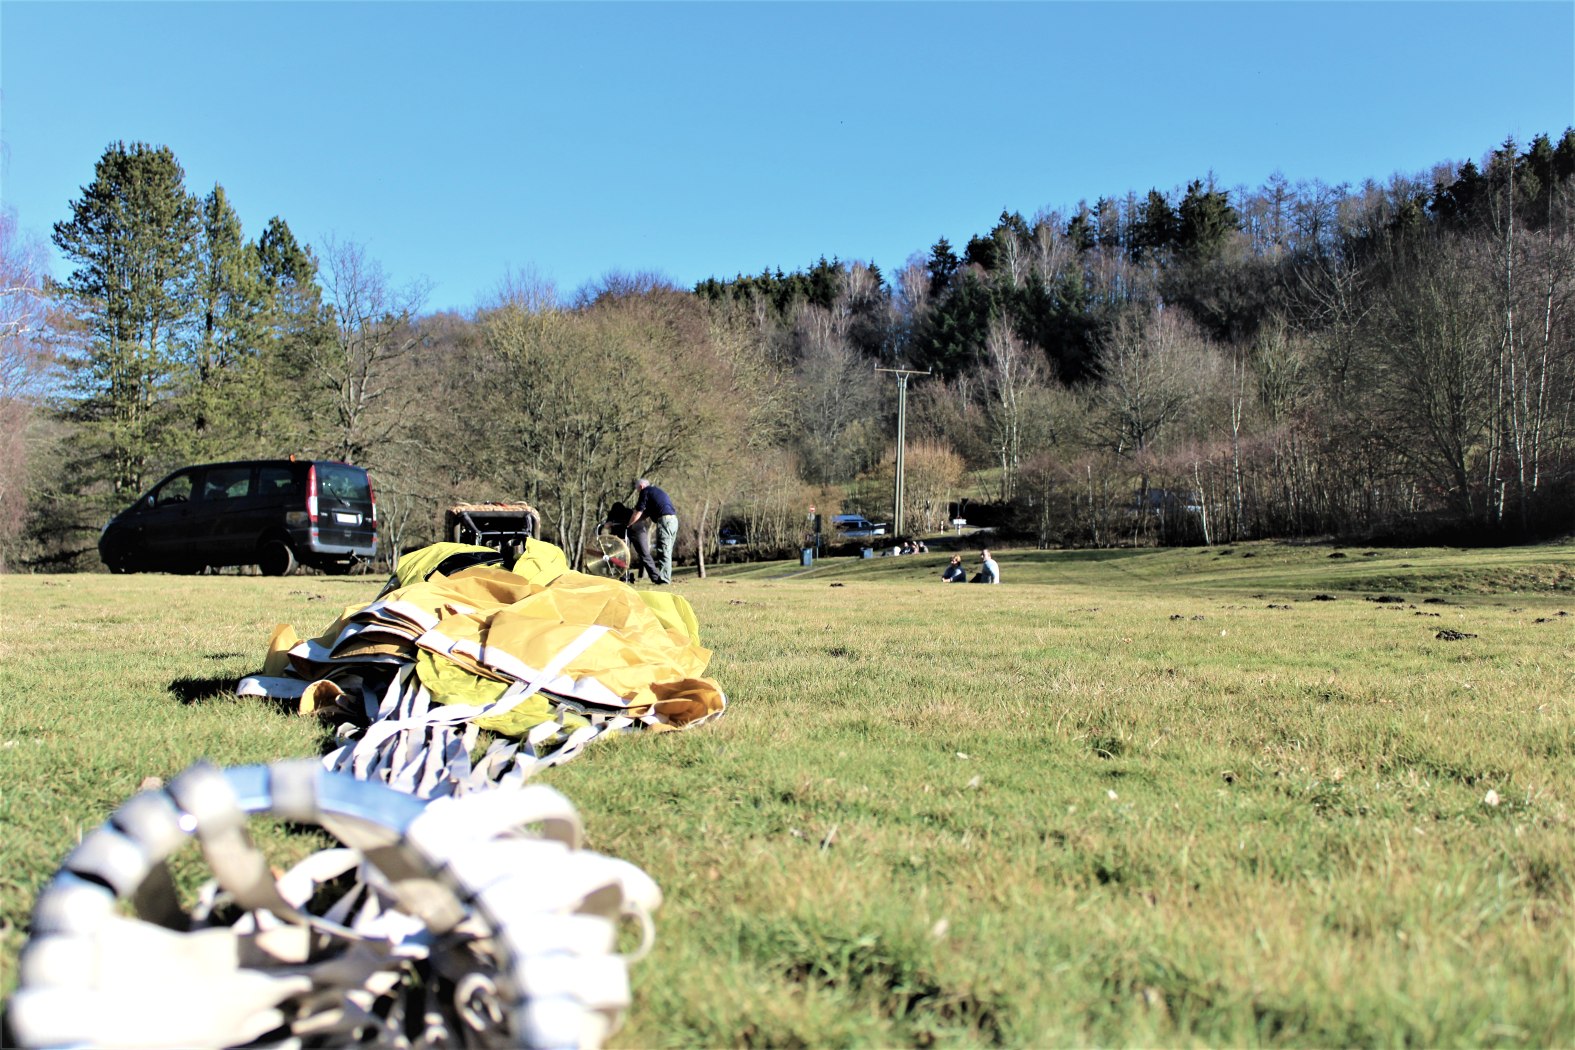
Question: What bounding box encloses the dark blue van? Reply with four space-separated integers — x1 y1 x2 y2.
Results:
98 459 377 575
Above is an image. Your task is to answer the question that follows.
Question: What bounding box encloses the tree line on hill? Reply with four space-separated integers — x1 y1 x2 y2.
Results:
1 130 1571 572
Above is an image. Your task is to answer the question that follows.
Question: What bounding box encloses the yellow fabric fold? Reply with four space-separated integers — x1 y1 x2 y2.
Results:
263 624 300 677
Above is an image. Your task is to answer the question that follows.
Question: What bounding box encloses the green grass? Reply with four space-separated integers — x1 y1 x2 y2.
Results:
3 540 1572 1046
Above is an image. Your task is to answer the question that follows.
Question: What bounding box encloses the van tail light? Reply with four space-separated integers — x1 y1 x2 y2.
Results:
367 474 378 533
306 465 319 524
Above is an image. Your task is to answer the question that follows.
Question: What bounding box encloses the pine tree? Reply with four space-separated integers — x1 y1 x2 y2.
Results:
254 216 332 451
910 270 997 378
926 237 961 298
1131 189 1178 263
184 184 268 458
258 215 327 346
1065 204 1096 252
1176 179 1241 260
52 141 197 495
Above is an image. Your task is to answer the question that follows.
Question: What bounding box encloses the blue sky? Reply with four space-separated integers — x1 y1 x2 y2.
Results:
3 1 1572 313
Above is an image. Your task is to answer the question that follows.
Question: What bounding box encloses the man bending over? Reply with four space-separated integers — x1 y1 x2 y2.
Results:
628 478 679 585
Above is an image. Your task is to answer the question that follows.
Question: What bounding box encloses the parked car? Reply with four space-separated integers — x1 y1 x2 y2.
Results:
831 514 887 538
98 459 377 575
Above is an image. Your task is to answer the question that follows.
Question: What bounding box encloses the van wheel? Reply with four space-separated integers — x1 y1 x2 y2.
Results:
258 540 297 577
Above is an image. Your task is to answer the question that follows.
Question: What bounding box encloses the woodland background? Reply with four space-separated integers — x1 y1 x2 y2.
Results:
2 129 1572 572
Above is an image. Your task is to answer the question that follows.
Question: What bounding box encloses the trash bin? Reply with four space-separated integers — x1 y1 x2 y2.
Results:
861 548 874 559
801 548 814 567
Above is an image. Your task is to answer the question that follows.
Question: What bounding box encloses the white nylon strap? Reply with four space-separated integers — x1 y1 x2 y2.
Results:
168 765 309 928
13 918 314 1049
13 760 662 1050
323 625 615 799
477 624 611 721
408 783 583 855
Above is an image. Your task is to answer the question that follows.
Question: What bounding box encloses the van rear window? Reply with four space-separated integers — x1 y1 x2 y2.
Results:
317 464 370 503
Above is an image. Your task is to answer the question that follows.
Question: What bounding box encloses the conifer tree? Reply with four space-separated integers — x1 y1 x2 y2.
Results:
52 141 197 495
185 184 268 458
1176 179 1241 260
255 216 332 451
1131 189 1178 263
926 237 962 298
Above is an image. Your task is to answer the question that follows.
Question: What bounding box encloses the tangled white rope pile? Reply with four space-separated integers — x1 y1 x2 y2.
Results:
9 759 659 1049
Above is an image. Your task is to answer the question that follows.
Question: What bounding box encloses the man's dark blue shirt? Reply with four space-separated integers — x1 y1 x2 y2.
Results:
635 485 676 518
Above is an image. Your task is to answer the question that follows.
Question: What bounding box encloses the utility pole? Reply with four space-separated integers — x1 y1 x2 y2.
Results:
877 367 931 538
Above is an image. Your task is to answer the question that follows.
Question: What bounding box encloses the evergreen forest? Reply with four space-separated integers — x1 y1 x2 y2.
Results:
3 130 1573 572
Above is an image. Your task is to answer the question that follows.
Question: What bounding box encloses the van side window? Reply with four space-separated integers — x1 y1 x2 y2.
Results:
153 473 193 506
203 466 253 501
258 466 295 495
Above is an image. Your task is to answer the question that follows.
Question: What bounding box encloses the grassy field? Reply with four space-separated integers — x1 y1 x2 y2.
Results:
2 540 1572 1046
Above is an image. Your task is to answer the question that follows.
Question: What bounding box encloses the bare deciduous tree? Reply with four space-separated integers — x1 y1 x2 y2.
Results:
792 304 882 486
479 289 744 567
1484 163 1575 528
979 318 1045 500
1088 306 1212 457
894 255 931 319
897 439 966 533
314 236 431 462
0 210 61 566
1369 239 1497 519
485 264 558 314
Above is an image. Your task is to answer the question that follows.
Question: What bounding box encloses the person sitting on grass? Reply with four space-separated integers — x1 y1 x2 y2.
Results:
941 554 966 582
972 549 1000 584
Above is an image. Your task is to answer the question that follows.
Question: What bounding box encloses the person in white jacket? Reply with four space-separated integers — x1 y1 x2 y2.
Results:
973 549 1000 584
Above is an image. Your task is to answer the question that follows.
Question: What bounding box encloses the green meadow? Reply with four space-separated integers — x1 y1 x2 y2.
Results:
2 541 1572 1046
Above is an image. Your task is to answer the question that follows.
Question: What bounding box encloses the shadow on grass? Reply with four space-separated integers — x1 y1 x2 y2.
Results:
167 677 336 748
168 675 244 705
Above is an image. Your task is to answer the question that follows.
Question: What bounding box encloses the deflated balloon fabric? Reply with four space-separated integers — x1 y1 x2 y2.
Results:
239 539 727 781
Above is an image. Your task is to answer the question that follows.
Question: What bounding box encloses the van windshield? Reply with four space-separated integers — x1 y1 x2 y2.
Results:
317 464 370 503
